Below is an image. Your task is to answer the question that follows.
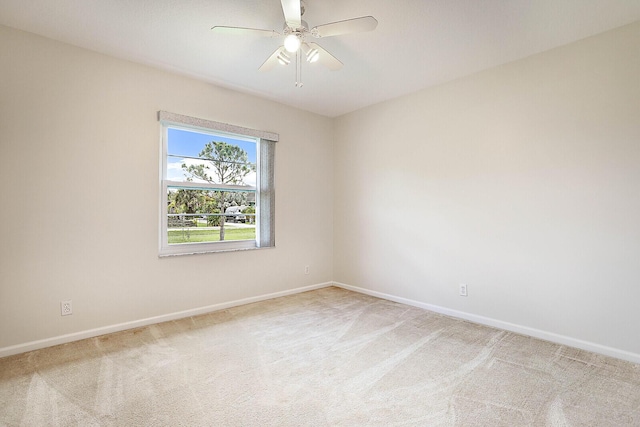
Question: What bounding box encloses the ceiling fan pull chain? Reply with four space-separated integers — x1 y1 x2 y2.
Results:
296 49 303 87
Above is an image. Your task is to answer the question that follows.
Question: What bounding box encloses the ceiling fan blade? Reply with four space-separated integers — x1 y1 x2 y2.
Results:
259 46 289 72
280 0 302 29
307 43 343 71
211 26 279 37
312 16 378 38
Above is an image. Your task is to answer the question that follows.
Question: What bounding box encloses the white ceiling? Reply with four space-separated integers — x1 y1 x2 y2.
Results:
1 0 639 117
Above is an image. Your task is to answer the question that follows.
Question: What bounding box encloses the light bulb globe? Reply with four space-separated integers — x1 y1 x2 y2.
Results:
284 34 301 53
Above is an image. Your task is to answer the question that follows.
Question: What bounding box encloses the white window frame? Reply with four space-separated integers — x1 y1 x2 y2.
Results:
158 111 277 256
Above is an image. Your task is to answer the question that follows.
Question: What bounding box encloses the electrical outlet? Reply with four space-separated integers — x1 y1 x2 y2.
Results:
459 284 468 297
304 265 310 275
61 300 73 316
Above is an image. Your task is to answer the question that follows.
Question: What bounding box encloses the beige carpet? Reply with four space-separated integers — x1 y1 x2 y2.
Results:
1 287 639 426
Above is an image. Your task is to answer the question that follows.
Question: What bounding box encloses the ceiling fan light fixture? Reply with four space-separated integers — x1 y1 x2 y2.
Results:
284 33 301 53
277 50 291 65
301 43 319 63
306 47 319 63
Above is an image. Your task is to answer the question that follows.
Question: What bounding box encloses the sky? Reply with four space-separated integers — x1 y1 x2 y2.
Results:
166 127 257 186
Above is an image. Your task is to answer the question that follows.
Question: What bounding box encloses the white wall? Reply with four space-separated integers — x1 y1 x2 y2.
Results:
334 22 640 358
0 25 334 351
2 21 639 361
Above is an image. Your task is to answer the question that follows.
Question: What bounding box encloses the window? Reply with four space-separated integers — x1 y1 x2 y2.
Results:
159 111 277 256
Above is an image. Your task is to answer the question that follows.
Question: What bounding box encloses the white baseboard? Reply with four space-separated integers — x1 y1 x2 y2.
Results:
0 282 333 359
333 281 640 365
5 281 638 365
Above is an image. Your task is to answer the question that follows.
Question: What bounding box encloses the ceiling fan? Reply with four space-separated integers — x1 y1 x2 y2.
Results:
212 0 377 87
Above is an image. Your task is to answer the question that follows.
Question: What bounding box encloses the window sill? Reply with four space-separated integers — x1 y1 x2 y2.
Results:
158 241 274 257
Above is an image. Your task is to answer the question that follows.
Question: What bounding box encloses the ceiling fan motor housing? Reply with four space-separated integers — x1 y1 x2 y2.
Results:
283 20 309 35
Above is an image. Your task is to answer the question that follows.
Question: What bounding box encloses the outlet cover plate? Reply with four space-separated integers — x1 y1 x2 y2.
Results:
61 300 73 316
459 284 468 297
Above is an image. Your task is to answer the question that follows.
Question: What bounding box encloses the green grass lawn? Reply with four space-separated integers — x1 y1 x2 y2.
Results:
168 227 255 244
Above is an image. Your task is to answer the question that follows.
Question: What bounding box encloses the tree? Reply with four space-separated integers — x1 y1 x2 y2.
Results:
182 141 254 241
243 205 256 224
167 189 204 229
170 189 204 214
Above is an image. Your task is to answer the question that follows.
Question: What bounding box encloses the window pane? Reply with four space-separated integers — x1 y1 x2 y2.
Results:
167 188 256 244
167 128 256 186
